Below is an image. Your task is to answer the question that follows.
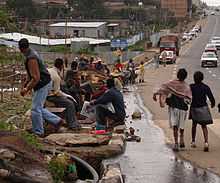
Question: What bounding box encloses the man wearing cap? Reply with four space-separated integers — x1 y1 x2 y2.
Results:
19 38 63 137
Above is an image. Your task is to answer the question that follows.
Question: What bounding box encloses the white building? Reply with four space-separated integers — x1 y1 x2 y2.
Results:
49 22 107 38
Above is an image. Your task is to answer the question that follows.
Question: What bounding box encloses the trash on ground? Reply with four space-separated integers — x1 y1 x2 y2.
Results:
131 110 142 119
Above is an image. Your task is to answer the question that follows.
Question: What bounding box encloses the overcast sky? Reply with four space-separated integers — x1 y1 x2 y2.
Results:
202 0 220 6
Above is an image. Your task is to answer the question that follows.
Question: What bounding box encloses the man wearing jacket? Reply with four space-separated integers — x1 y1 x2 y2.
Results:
90 78 126 129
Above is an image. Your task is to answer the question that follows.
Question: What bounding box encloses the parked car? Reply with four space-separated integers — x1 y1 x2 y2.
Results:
205 44 218 55
189 30 197 37
211 11 215 15
159 51 176 64
211 40 220 50
192 26 200 33
201 52 218 67
182 33 192 41
211 36 220 42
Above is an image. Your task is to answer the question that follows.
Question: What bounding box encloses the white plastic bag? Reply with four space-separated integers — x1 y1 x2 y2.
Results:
80 101 96 120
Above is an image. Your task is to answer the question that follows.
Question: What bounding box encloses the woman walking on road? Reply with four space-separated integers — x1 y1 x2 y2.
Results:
189 71 215 152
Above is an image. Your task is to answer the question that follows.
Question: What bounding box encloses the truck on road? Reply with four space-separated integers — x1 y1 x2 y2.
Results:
159 34 181 56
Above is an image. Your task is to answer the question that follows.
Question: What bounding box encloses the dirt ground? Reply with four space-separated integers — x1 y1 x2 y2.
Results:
0 92 31 123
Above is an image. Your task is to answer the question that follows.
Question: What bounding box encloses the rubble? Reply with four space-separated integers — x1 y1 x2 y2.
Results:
100 163 124 183
0 149 16 160
131 110 142 119
0 169 9 178
125 127 142 142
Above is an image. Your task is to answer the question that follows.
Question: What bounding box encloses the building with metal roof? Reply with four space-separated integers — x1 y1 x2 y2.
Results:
49 22 107 38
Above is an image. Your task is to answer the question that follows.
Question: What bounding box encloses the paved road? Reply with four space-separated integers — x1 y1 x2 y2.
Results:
176 15 220 118
104 16 220 183
104 90 220 183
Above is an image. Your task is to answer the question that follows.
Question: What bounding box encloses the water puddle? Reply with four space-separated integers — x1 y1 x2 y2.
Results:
105 88 220 183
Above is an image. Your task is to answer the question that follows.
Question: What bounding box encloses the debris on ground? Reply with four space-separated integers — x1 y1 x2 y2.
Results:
125 127 141 143
100 163 124 183
131 110 142 119
0 131 53 183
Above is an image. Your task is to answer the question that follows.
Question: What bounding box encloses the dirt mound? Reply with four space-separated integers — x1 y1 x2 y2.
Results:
0 131 53 183
0 131 44 163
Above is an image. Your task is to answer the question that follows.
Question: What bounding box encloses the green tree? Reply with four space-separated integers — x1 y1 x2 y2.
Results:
0 10 9 27
0 9 17 31
6 0 36 19
68 0 106 19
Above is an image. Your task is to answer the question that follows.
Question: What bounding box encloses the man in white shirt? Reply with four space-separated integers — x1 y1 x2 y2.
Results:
47 58 80 129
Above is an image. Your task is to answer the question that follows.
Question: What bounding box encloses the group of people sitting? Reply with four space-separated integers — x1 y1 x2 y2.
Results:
113 59 146 85
18 38 143 137
74 56 110 75
46 58 126 131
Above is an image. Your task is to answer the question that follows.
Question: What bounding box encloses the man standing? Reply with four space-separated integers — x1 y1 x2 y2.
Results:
47 58 80 130
19 38 62 137
127 59 136 84
90 78 126 130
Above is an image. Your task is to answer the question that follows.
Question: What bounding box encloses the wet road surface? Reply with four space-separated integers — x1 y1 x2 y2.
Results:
176 15 220 118
105 90 220 183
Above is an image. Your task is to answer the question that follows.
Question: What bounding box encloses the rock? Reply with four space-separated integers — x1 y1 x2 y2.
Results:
136 136 141 142
45 133 111 146
0 149 16 160
100 176 122 183
100 163 123 183
0 169 9 177
109 135 125 148
129 127 135 135
125 134 141 142
131 110 142 119
113 125 126 134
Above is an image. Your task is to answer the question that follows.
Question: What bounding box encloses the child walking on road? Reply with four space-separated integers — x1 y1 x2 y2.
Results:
139 61 145 83
189 71 215 152
153 69 192 151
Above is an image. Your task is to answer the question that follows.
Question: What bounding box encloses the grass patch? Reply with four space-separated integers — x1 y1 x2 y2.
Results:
0 121 13 131
128 40 145 52
42 45 71 53
48 158 66 183
20 131 43 149
77 48 97 55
